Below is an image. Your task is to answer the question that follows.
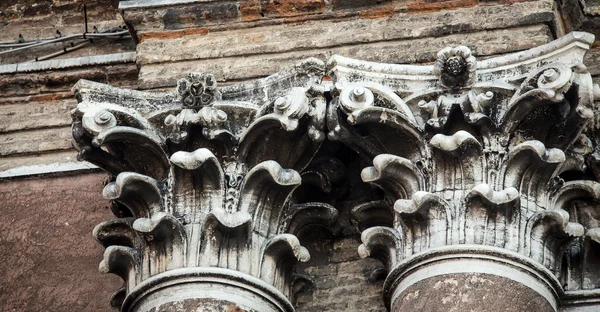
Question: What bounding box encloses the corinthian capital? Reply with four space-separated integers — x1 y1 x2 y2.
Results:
72 58 340 312
327 32 600 311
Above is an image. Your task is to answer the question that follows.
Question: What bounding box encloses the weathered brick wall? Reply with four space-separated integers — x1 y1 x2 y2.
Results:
0 0 137 176
1 1 600 311
0 0 122 43
0 173 121 312
295 235 387 311
128 0 558 88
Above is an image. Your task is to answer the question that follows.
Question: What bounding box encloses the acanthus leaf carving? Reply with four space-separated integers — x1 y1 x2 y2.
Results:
170 148 224 192
360 154 426 201
99 246 138 291
103 172 164 218
283 202 340 238
358 226 403 271
93 218 137 249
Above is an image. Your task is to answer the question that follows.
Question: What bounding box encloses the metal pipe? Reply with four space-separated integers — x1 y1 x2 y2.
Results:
0 31 130 54
32 40 91 62
84 4 88 34
0 40 51 48
0 34 81 55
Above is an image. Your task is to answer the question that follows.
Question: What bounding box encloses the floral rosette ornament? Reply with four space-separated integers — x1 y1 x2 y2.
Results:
434 45 477 89
177 72 218 107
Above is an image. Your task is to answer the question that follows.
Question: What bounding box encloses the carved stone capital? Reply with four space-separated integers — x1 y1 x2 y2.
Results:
72 59 339 311
332 32 600 311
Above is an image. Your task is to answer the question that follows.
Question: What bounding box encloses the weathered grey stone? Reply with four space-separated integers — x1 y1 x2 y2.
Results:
0 150 80 173
138 25 552 89
335 31 599 311
584 45 600 76
0 127 72 156
0 99 75 133
0 53 136 74
135 1 557 65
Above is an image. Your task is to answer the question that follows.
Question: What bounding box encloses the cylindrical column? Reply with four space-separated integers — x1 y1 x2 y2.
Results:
122 268 294 312
384 246 561 312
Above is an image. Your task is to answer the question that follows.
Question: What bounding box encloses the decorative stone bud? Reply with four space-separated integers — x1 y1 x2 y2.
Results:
444 56 467 76
434 46 476 89
176 73 218 107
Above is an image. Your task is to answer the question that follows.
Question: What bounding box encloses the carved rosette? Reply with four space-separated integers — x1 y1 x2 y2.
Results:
72 59 339 312
328 33 600 310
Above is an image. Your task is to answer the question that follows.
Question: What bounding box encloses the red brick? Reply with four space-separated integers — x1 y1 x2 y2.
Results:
358 6 395 19
0 173 121 312
162 3 239 30
330 0 393 10
239 0 262 21
139 27 210 43
260 0 326 18
407 0 477 12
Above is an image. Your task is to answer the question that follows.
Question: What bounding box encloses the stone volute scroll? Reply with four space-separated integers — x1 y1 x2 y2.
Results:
71 32 600 312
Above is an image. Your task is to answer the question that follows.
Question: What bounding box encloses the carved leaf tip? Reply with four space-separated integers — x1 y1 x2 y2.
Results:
93 218 136 248
351 200 393 231
264 234 311 263
170 148 224 192
509 140 566 164
170 148 220 170
566 222 586 237
102 172 163 217
286 202 340 236
99 246 137 280
245 161 302 188
358 226 402 268
467 184 519 206
553 180 600 210
586 228 600 244
362 154 413 180
92 126 162 149
362 157 425 204
394 191 447 215
532 210 584 238
132 213 185 238
430 130 481 153
206 210 252 230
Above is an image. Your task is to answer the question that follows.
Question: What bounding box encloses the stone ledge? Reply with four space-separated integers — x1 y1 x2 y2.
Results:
119 0 216 10
0 161 98 180
135 0 557 66
0 52 136 74
137 25 552 89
